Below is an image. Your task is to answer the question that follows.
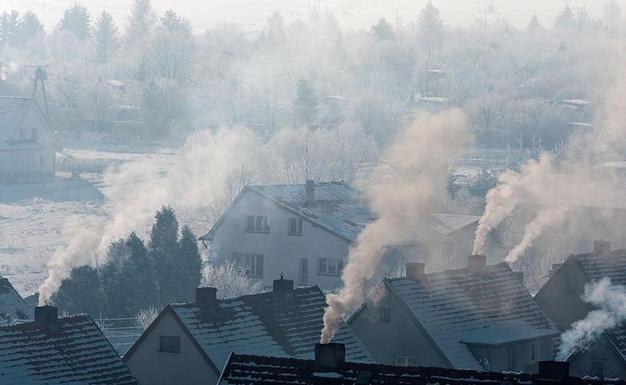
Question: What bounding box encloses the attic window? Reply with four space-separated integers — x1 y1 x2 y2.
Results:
288 217 303 235
244 215 270 233
159 335 180 353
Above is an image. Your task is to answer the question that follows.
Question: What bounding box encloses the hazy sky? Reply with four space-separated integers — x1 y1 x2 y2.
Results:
5 0 624 32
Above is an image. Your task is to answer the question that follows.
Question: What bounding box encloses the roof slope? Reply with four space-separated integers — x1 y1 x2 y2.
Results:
168 286 371 373
201 181 479 243
384 263 558 370
0 96 61 151
0 277 33 325
0 314 138 385
218 353 625 385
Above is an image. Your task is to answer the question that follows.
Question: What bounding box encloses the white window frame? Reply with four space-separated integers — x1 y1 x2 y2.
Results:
244 215 270 233
287 217 303 236
529 341 538 363
317 258 344 276
395 355 418 367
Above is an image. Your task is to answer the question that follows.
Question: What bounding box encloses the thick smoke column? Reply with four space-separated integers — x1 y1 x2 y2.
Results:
38 128 261 305
558 278 626 360
321 110 472 343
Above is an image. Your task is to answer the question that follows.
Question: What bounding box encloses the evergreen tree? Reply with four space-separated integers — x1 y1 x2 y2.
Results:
123 232 160 313
94 11 119 63
417 1 444 60
149 206 179 305
100 239 129 317
177 225 202 302
294 79 317 126
51 266 107 317
159 9 190 34
126 0 155 44
0 11 20 46
17 11 44 43
554 6 576 30
60 4 91 40
371 18 394 40
527 15 543 33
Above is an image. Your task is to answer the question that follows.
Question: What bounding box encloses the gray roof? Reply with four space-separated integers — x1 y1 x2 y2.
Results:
0 96 61 151
201 181 479 243
381 263 559 370
0 277 33 325
0 314 138 385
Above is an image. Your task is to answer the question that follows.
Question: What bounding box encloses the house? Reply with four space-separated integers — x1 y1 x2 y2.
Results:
0 305 138 384
535 240 626 378
348 256 560 373
123 276 371 385
200 180 481 290
0 277 33 325
0 96 62 183
217 342 625 385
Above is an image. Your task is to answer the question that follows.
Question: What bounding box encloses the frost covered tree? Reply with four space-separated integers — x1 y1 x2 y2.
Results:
149 206 180 306
202 261 263 299
603 0 622 32
527 15 543 33
17 11 44 43
417 1 444 59
371 18 394 40
176 225 202 302
554 5 576 30
52 266 107 317
59 4 91 40
0 11 20 46
126 0 156 45
93 11 119 63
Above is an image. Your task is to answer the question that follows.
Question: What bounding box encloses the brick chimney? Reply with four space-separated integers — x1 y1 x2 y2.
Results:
196 287 218 319
35 306 59 334
305 179 315 205
538 361 569 380
468 254 487 272
405 262 426 282
273 274 294 300
593 240 611 256
315 343 345 370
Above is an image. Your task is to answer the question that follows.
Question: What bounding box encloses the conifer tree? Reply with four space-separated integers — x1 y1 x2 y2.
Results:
0 11 20 46
417 1 444 60
177 225 202 302
94 11 119 63
126 0 156 45
294 79 317 127
149 206 179 305
52 266 107 317
123 232 160 312
17 11 44 43
60 3 91 40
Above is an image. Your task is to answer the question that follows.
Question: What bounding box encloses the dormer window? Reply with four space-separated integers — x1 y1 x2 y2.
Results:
244 215 270 233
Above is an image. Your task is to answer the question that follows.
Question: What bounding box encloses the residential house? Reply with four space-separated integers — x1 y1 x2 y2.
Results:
0 305 138 384
0 277 33 325
0 97 62 183
200 180 482 290
123 276 371 385
217 342 625 385
348 256 560 373
535 240 626 378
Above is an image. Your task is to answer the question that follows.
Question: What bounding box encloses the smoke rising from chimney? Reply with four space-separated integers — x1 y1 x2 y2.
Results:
321 110 472 343
558 278 626 360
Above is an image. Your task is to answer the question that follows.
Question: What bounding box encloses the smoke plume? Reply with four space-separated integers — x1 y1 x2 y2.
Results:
321 109 472 343
558 278 626 360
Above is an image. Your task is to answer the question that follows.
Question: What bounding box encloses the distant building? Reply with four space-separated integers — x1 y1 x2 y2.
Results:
0 306 138 384
200 180 481 290
0 97 62 183
217 343 623 385
0 277 33 325
535 241 626 378
348 256 559 373
123 277 371 385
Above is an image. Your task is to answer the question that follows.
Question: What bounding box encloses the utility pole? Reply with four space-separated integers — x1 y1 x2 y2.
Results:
28 65 50 121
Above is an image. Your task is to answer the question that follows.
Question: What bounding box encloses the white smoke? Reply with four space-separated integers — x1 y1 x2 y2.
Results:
321 109 472 343
38 128 262 305
558 278 626 360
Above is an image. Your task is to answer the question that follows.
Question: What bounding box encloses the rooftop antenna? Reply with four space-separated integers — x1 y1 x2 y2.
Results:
27 65 49 121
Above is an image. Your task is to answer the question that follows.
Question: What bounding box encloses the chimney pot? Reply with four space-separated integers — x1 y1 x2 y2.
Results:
538 361 569 380
405 262 426 282
305 180 315 205
34 306 58 334
593 240 611 256
315 343 346 370
468 254 487 272
196 287 218 319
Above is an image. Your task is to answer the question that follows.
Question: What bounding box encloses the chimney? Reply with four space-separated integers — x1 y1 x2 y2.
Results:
273 274 294 299
34 306 59 334
405 262 426 282
593 240 611 256
315 343 346 370
468 254 487 272
305 179 315 205
196 287 218 319
538 361 569 380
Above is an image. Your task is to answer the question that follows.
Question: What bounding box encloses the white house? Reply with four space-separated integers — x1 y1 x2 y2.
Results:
200 180 481 290
0 97 62 183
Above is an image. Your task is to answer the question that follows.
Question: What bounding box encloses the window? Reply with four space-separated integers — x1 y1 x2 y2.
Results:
591 359 605 377
233 253 264 278
244 215 270 233
380 306 391 322
529 341 538 363
159 335 180 353
506 346 517 370
317 258 344 276
288 217 303 235
395 356 417 367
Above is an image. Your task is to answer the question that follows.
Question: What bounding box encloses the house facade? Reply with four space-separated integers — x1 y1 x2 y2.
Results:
535 241 626 378
348 256 559 373
123 277 371 385
0 97 61 183
200 180 482 290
